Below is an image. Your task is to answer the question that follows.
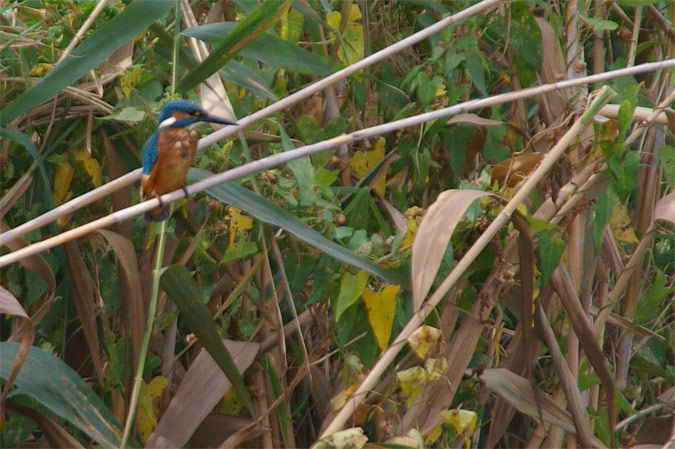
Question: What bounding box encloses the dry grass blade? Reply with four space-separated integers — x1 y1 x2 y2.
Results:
654 192 675 224
551 267 616 447
0 286 35 418
146 340 259 449
8 403 85 449
95 230 145 369
480 368 607 448
64 241 105 387
0 224 56 332
411 190 493 310
534 296 595 448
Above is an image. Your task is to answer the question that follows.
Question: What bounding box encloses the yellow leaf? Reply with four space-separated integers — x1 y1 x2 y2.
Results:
136 376 168 444
407 325 442 359
325 5 364 65
424 357 447 381
401 214 420 247
397 366 426 406
279 6 303 43
220 386 244 414
435 82 447 97
226 206 253 246
330 383 359 411
389 429 424 448
83 158 102 187
349 137 387 195
363 284 400 351
329 427 368 449
610 203 639 244
440 409 477 449
53 161 74 202
30 63 53 76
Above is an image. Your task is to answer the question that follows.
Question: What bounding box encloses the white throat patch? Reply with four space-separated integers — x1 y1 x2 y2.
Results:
158 116 177 129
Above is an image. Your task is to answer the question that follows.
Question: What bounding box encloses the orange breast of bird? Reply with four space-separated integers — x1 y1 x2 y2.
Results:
141 127 199 219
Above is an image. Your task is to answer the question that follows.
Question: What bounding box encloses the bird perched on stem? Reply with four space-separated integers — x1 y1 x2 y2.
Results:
141 100 236 221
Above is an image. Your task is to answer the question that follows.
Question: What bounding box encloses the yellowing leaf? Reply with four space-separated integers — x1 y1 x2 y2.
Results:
388 429 424 448
328 427 368 449
401 215 420 247
435 82 447 97
72 147 103 187
279 6 303 44
349 136 385 190
226 206 253 246
610 203 639 244
440 409 477 449
363 284 400 351
407 325 442 359
330 383 359 411
136 376 168 444
397 366 426 406
53 161 75 202
30 63 53 76
220 386 244 414
424 357 447 381
326 5 364 65
335 271 370 323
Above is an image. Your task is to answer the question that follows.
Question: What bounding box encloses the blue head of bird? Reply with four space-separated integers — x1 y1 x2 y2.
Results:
141 100 236 221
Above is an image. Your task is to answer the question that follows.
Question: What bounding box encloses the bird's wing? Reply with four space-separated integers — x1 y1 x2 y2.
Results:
142 131 160 175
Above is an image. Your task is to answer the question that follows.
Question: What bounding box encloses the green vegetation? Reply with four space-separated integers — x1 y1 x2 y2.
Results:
1 1 673 448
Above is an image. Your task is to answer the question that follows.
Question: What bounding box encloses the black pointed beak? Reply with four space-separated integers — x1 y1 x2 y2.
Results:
200 114 237 126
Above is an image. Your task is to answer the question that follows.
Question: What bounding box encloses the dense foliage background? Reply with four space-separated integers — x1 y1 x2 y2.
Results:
1 0 673 448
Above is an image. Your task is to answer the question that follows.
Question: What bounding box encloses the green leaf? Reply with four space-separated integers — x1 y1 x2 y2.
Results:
0 1 176 124
633 270 671 327
160 265 255 415
183 22 334 76
465 48 487 96
610 150 639 202
659 145 675 183
280 126 318 207
220 60 277 100
188 168 409 288
0 342 127 449
537 229 564 287
511 1 542 70
335 270 370 323
178 0 293 92
592 191 616 253
0 127 54 214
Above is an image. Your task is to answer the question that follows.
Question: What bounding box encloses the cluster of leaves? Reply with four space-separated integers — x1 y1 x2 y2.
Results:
1 0 674 448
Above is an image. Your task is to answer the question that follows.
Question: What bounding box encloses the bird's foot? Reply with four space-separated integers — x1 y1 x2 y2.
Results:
154 193 164 208
181 186 189 198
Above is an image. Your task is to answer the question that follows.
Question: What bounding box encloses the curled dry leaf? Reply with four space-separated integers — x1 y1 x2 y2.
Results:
411 189 494 311
491 152 544 187
480 368 607 449
654 191 675 225
146 340 259 449
0 286 35 415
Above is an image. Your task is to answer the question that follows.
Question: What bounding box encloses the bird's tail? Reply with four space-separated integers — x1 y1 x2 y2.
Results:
144 205 171 221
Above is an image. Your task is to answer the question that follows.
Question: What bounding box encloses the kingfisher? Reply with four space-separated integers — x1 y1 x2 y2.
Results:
141 100 236 221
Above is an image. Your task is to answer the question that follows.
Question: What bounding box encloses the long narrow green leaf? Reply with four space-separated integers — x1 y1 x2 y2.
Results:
0 127 53 213
177 0 292 92
187 168 410 288
0 1 176 124
0 343 129 449
182 22 334 75
160 264 255 416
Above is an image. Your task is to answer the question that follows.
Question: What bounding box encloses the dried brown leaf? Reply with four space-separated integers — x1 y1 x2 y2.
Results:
480 369 606 448
0 286 34 417
64 241 105 386
411 189 493 310
147 340 259 449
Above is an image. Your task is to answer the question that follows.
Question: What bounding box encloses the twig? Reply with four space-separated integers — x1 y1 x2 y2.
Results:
0 60 673 268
